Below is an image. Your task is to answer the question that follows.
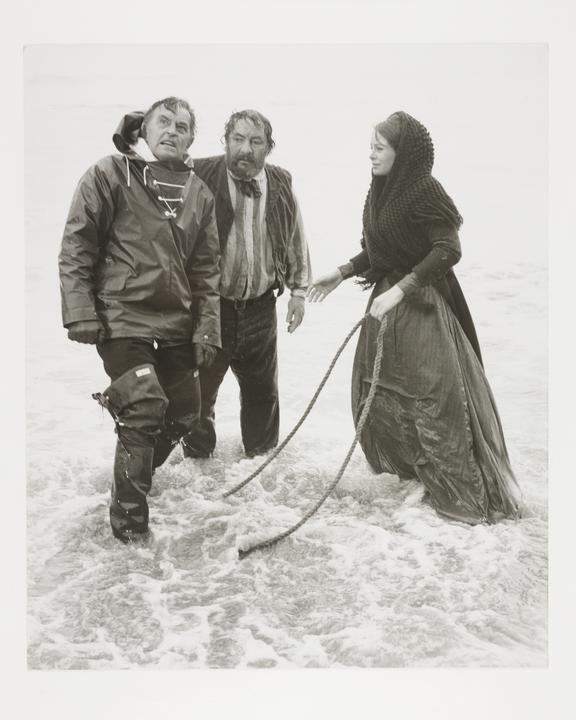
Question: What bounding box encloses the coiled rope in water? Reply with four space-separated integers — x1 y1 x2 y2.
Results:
223 314 388 559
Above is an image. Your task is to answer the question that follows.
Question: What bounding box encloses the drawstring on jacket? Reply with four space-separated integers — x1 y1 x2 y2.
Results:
156 177 186 219
123 155 131 188
123 154 184 219
123 157 150 194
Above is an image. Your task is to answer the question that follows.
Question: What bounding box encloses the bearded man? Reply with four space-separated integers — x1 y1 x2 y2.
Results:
183 109 312 458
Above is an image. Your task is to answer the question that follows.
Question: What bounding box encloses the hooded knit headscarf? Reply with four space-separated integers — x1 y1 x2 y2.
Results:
361 111 463 285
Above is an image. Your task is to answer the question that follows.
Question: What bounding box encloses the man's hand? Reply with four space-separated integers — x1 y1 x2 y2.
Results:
67 319 104 344
193 343 219 368
369 286 405 322
286 296 305 334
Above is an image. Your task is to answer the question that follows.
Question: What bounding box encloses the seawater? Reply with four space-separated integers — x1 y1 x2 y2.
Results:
27 265 547 669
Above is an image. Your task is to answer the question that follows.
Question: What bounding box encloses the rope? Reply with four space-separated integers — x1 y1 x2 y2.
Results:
222 315 367 499
92 391 130 455
237 314 388 559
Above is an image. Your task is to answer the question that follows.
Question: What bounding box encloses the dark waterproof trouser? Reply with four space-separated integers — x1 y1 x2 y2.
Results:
97 339 200 538
182 290 279 458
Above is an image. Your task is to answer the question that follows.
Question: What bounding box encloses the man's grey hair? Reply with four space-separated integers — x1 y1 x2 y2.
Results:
224 109 275 152
142 96 196 142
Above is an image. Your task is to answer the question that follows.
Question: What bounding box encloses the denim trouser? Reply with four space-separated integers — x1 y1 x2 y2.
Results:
183 290 279 457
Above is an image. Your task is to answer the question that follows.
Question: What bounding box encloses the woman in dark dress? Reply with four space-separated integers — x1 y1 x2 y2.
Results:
308 111 522 524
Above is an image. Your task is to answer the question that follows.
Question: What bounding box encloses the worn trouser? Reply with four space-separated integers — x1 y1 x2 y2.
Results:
182 290 279 458
96 339 200 539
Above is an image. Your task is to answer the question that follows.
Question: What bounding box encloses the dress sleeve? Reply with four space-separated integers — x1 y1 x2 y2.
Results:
341 233 371 278
411 222 461 285
348 248 371 276
394 223 461 297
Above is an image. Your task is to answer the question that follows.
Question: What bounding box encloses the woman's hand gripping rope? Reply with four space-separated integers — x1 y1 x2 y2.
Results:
223 313 389 560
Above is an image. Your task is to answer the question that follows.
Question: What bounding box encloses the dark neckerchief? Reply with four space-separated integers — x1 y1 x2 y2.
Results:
231 175 262 199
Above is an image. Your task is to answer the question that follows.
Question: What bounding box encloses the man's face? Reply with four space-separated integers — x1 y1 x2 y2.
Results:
225 118 269 179
143 104 193 162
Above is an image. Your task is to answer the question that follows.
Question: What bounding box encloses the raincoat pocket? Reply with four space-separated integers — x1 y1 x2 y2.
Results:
98 259 131 296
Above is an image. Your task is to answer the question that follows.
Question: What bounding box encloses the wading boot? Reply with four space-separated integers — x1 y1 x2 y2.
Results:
95 364 168 542
110 427 155 541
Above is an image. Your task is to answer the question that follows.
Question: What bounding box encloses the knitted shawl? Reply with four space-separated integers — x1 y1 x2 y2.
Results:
361 112 463 285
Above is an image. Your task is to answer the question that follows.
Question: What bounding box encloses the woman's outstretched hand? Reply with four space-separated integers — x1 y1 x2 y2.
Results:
369 286 405 321
307 269 344 303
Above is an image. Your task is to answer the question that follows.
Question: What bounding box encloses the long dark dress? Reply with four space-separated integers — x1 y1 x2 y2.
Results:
348 112 522 524
351 276 522 524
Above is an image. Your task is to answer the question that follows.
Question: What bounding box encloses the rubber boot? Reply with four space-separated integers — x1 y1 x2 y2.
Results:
99 364 168 541
110 427 155 541
152 432 178 471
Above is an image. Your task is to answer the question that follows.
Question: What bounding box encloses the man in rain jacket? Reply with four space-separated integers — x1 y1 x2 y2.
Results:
59 97 221 542
116 108 311 458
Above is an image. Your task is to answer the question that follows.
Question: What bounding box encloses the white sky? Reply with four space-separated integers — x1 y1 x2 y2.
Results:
25 43 546 268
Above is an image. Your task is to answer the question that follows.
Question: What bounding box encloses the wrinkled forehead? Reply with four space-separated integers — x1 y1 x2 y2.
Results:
151 103 192 128
229 117 266 139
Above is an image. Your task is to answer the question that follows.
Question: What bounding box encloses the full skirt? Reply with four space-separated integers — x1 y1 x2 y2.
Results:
351 279 523 524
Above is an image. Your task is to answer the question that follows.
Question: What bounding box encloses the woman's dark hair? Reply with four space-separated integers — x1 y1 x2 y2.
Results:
374 112 403 150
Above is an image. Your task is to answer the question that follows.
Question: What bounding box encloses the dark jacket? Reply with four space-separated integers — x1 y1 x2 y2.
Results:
192 155 306 296
59 149 221 346
112 112 310 296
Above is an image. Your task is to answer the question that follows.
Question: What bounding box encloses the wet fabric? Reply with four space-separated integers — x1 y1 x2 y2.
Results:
97 339 201 451
112 113 312 298
97 342 201 536
98 362 165 537
182 291 279 457
110 429 155 538
59 153 221 346
192 155 311 297
351 279 522 524
220 167 276 301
